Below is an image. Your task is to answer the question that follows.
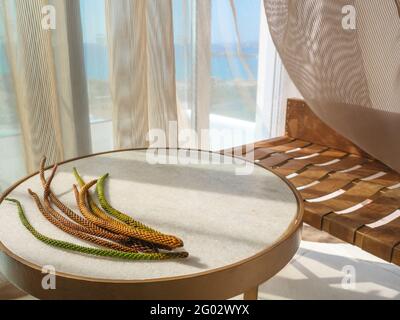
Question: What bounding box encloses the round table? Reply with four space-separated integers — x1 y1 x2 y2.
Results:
0 149 303 299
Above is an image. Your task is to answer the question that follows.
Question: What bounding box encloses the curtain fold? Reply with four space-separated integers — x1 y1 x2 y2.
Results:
1 0 91 173
264 0 400 172
105 0 178 148
52 0 92 160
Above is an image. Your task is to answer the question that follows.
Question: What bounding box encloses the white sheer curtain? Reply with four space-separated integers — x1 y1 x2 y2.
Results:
173 0 211 137
265 0 400 172
105 0 178 148
0 0 294 183
0 1 25 192
173 0 294 150
0 0 92 174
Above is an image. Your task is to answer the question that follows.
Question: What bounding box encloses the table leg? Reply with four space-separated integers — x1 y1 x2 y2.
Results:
243 286 258 300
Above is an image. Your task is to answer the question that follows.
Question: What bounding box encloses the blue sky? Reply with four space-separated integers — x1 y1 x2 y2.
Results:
80 0 261 45
211 0 261 44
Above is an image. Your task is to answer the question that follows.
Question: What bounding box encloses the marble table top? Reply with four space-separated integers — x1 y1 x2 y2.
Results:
0 149 299 281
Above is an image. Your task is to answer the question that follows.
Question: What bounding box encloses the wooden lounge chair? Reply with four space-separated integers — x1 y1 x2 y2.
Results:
225 98 400 266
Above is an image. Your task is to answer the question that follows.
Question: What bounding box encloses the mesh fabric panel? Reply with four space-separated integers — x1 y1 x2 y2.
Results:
264 0 400 172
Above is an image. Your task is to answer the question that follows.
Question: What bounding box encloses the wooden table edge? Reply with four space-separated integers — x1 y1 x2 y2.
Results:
0 148 304 300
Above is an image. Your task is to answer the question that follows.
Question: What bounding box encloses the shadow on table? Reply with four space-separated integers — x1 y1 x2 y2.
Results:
56 153 294 202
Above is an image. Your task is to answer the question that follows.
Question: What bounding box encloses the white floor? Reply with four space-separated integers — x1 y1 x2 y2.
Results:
258 241 400 300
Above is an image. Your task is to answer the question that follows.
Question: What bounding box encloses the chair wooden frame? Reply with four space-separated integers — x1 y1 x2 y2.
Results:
226 99 400 266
